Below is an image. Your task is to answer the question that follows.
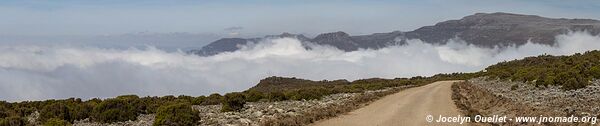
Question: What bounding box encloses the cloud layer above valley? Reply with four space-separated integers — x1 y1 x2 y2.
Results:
1 32 600 101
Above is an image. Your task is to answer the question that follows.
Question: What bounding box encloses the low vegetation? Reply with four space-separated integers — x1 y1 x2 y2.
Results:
43 118 72 126
0 72 475 125
153 103 199 126
221 93 246 112
484 50 600 90
0 116 27 126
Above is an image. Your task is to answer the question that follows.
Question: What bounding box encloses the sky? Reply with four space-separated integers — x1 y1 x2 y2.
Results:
1 0 600 37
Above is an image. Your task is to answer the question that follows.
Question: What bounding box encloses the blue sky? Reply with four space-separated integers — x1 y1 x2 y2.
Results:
1 0 600 37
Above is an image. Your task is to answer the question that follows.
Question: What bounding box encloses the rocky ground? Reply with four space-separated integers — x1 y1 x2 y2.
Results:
470 77 600 117
193 93 357 126
453 77 600 126
73 114 155 126
69 85 412 126
193 86 411 126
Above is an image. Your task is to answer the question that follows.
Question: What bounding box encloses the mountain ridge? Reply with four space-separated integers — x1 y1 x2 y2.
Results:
190 12 600 56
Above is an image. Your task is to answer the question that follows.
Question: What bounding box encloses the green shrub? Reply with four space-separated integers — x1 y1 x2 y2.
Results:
159 95 177 102
0 106 8 118
92 99 138 123
221 92 246 112
202 94 222 105
562 76 588 90
535 76 546 88
0 116 27 126
177 95 193 102
590 66 600 78
244 90 264 102
544 75 556 86
116 95 140 100
153 103 199 126
286 88 325 101
13 107 34 117
116 95 153 114
137 97 162 114
266 92 287 101
70 103 93 121
43 118 71 126
484 51 600 90
191 96 205 105
40 102 71 122
38 99 93 123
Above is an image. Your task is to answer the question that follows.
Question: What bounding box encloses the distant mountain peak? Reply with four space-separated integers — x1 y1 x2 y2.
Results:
190 12 600 56
279 32 295 37
314 31 350 38
249 76 349 92
312 31 358 51
407 12 600 47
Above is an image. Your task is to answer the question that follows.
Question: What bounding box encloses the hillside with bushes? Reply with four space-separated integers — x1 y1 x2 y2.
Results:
0 73 474 125
484 50 600 90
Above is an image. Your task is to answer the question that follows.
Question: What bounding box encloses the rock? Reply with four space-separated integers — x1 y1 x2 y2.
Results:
239 118 252 125
253 111 263 117
275 108 284 113
469 77 600 119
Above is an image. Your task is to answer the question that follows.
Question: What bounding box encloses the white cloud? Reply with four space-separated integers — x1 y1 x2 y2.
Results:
1 32 599 101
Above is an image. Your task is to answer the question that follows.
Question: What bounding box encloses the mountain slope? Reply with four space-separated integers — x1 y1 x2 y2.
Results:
484 50 600 90
188 33 309 56
190 12 600 56
405 12 600 47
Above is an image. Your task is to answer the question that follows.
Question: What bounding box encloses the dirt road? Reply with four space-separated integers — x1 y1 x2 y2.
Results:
312 80 464 126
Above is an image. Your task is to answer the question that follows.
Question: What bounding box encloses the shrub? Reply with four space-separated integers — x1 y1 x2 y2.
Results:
43 118 71 126
244 90 264 102
535 77 546 88
562 76 588 90
544 75 556 86
0 116 27 126
92 99 138 123
69 103 93 121
40 102 71 122
221 92 246 112
266 92 287 101
159 95 177 102
116 95 152 114
191 96 206 105
0 106 8 118
116 95 139 100
590 66 600 78
203 94 222 105
484 51 600 90
13 107 34 117
177 95 193 101
153 103 199 126
286 88 323 101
